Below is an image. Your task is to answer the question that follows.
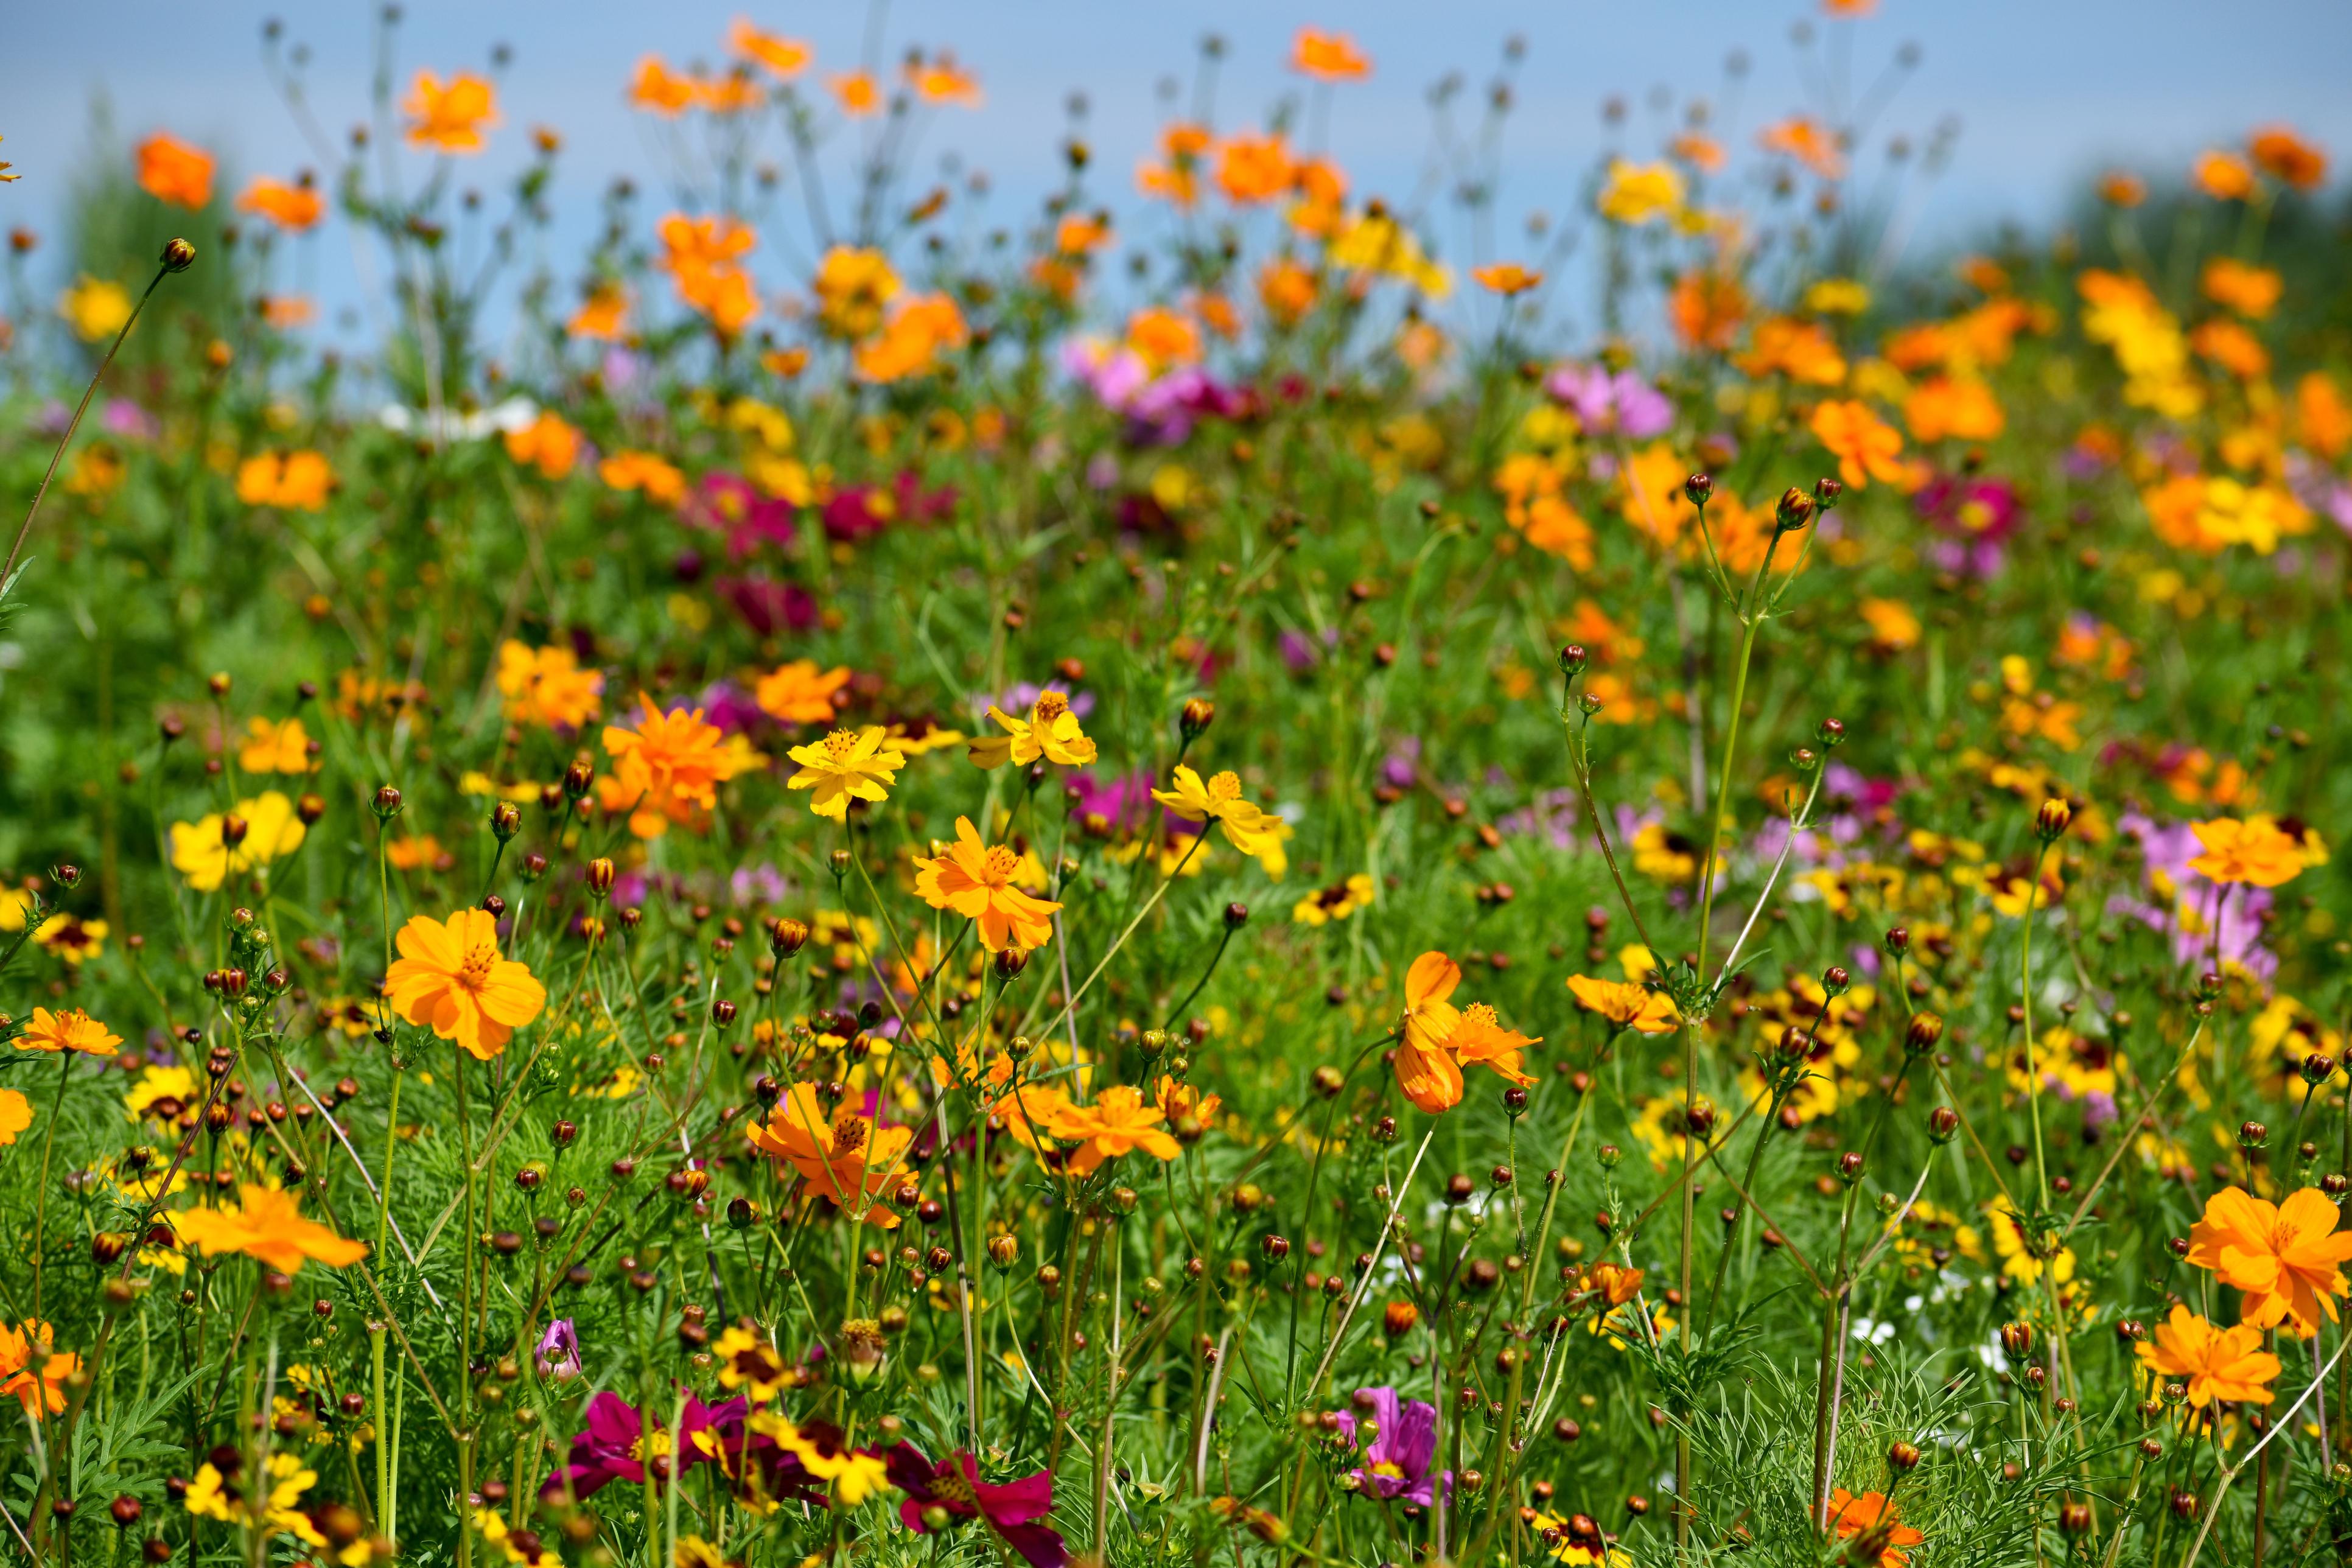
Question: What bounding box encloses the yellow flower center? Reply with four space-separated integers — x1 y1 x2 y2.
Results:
1207 771 1242 805
828 1108 869 1158
822 729 859 762
981 845 1022 883
458 943 499 989
1032 692 1069 724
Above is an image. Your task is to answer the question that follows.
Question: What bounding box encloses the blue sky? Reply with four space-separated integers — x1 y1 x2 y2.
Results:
6 0 2348 347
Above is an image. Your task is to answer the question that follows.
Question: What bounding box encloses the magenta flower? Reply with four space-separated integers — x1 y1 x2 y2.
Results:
1545 363 1672 439
1332 1386 1449 1506
714 576 817 637
884 1444 1067 1568
534 1319 582 1382
540 1390 741 1501
688 472 797 561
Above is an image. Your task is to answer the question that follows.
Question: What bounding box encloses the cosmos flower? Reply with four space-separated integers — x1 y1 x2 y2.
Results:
16 1006 122 1057
1825 1491 1923 1568
1048 1085 1181 1174
404 70 500 153
913 816 1062 951
172 1185 369 1274
169 791 308 892
1332 1386 1447 1505
1150 766 1290 876
968 690 1097 769
384 907 548 1060
0 1320 79 1416
498 640 604 729
2134 1304 2278 1405
746 1084 914 1228
2188 817 2312 888
1567 975 1678 1035
784 726 906 820
2187 1185 2352 1333
237 176 324 231
135 133 214 208
884 1444 1067 1568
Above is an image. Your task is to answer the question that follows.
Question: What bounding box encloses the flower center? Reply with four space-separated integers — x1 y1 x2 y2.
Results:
928 1469 978 1507
828 1108 869 1158
822 729 859 761
1032 692 1069 724
1206 771 1242 806
981 845 1021 883
458 943 499 988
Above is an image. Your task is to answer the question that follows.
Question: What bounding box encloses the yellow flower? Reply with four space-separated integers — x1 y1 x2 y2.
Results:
912 817 1063 952
784 726 906 820
1150 765 1291 877
1566 975 1678 1035
754 660 852 725
173 1185 368 1273
1293 873 1375 926
968 690 1098 770
499 641 604 729
2189 817 2312 889
1597 160 1684 225
2135 1304 2279 1407
17 1006 122 1057
58 276 133 342
237 716 313 774
169 791 308 892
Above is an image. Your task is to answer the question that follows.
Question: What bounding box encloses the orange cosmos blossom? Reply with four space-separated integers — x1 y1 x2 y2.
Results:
603 693 750 836
905 52 982 108
1825 1491 1923 1568
2188 1185 2352 1333
2249 125 2327 191
2135 1304 2278 1407
1291 27 1371 81
1566 975 1678 1035
747 1085 914 1228
236 450 334 510
404 71 499 153
0 1089 30 1147
755 660 853 725
237 175 324 231
1215 132 1293 205
569 284 629 341
914 816 1062 953
1391 952 1541 1114
136 133 214 208
173 1185 369 1274
0 1321 80 1417
853 294 968 382
729 20 811 78
1904 376 2005 444
828 70 881 117
1472 262 1543 296
1810 399 1907 488
385 908 548 1060
1049 1086 1181 1174
502 408 580 480
497 639 603 729
18 1006 123 1057
2194 150 2256 201
1759 115 1847 180
600 450 687 505
2188 816 2312 888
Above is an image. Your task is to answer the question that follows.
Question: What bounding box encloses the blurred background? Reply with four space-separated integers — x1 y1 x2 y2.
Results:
5 0 2350 352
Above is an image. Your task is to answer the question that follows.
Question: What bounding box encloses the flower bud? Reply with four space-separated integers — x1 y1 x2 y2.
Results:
1884 925 1909 956
1384 1301 1419 1336
296 792 326 825
1818 717 1846 748
562 761 593 800
2035 797 2073 843
490 802 522 842
1905 1012 1945 1058
584 858 615 897
2000 1321 2034 1358
2239 1121 2269 1150
1557 643 1588 677
1888 1440 1920 1472
1928 1106 1960 1144
1682 472 1714 508
1836 1150 1864 1185
1813 476 1844 511
220 814 250 849
993 947 1031 982
160 237 197 273
1179 698 1215 741
1774 487 1816 533
372 785 403 820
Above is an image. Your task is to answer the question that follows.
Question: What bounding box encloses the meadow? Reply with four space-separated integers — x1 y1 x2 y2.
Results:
1 7 2350 1568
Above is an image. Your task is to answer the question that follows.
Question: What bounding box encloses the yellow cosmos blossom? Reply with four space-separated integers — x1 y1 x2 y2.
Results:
784 726 906 820
169 791 307 892
237 715 313 774
1293 873 1375 926
968 690 1097 769
1150 765 1291 877
912 816 1063 951
173 1185 368 1273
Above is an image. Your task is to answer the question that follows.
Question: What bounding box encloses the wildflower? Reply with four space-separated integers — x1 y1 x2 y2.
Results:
1860 598 1922 651
1216 131 1293 204
170 791 308 892
2135 1304 2278 1405
854 295 968 382
1328 209 1451 298
1473 262 1542 296
535 1319 583 1382
1393 953 1467 1113
237 716 312 774
173 1184 368 1273
1739 317 1847 384
906 52 982 107
2186 1185 2352 1332
729 19 811 77
1811 400 1907 488
541 1390 749 1500
236 450 335 509
746 1085 913 1227
2249 125 2327 190
1759 116 1847 180
1291 27 1371 80
136 132 214 208
1825 1491 1925 1568
657 213 759 335
914 816 1062 951
1449 1003 1539 1087
713 1323 789 1402
499 640 604 729
33 913 105 966
1293 873 1375 926
2202 258 2283 320
0 1321 78 1416
57 276 133 342
755 660 852 725
1050 1086 1180 1173
600 450 687 505
1904 377 2004 444
605 693 751 835
884 1444 1068 1568
1596 161 1683 225
2189 817 2311 888
1333 1387 1446 1504
18 1006 122 1059
1150 766 1292 876
969 690 1098 769
405 70 500 152
569 284 629 340
476 1510 561 1568
237 176 324 231
0 1090 29 1146
784 726 906 820
385 907 548 1060
2193 150 2256 201
1566 975 1678 1035
503 410 581 479
828 70 881 116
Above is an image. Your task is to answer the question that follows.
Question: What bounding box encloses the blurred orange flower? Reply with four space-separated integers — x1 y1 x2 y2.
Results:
497 640 604 729
503 410 580 480
236 450 334 511
729 19 811 78
173 1185 369 1274
2249 125 2327 191
237 176 323 231
404 71 499 153
0 1322 80 1416
136 133 214 208
1759 116 1846 180
630 57 700 116
905 52 982 107
2193 150 2255 201
1291 27 1371 81
1472 262 1542 296
1810 399 1906 488
828 70 881 117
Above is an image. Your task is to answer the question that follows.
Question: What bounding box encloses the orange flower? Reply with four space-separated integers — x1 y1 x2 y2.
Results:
604 693 747 836
1449 1003 1539 1087
1472 263 1542 296
236 450 334 510
237 716 313 774
599 450 687 505
1291 27 1371 81
385 908 548 1060
2135 1304 2278 1406
237 176 323 231
17 1006 122 1057
657 212 759 335
0 1089 30 1147
1566 976 1678 1035
503 410 580 480
729 20 811 79
1903 377 2004 444
2193 150 2255 201
1216 132 1293 204
2188 817 2309 888
905 53 982 108
172 1185 369 1274
2202 259 2283 320
0 1321 80 1416
136 133 214 208
1759 116 1846 180
2249 126 2327 191
497 640 604 729
913 816 1062 953
629 56 699 116
828 70 881 117
569 284 628 341
1588 1261 1645 1306
1810 399 1906 488
1260 259 1318 326
1125 307 1202 373
1137 122 1213 208
755 660 852 725
1670 269 1749 351
746 1085 913 1228
1738 317 1846 384
1825 1491 1923 1568
1155 1075 1223 1129
1392 952 1466 1114
1049 1086 1181 1174
404 71 499 153
2187 1185 2352 1332
854 295 968 382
